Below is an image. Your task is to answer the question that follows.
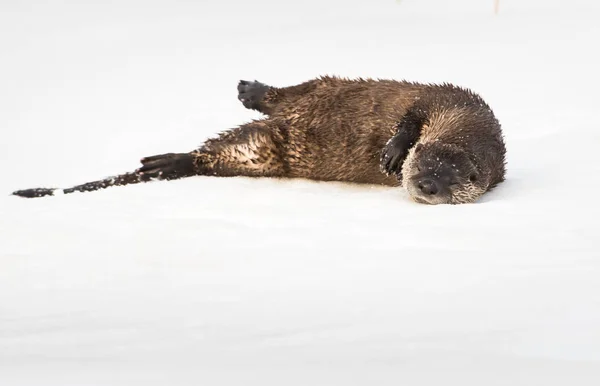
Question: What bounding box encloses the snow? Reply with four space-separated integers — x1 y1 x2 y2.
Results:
1 0 599 385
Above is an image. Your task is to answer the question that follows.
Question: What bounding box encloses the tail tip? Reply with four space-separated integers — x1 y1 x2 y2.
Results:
12 188 57 198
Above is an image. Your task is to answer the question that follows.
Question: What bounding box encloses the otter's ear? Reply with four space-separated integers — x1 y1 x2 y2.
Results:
414 143 423 153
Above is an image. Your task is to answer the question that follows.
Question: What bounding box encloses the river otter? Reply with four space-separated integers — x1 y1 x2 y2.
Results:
12 76 506 204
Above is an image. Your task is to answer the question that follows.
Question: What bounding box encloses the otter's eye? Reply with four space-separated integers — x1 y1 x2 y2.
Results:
469 174 477 182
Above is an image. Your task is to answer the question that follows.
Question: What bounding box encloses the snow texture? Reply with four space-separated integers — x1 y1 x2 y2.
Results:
1 0 599 385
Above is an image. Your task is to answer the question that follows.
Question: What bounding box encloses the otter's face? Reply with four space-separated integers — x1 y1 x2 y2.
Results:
401 142 486 205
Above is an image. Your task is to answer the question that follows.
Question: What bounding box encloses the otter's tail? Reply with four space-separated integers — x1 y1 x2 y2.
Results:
12 152 200 198
12 171 153 198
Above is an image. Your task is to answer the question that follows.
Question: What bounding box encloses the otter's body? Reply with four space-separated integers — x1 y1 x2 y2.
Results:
198 77 425 186
13 76 506 204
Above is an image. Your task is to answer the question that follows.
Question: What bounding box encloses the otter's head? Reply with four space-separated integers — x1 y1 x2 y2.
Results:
401 142 487 205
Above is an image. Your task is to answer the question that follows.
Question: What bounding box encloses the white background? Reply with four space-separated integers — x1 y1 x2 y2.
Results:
1 0 599 385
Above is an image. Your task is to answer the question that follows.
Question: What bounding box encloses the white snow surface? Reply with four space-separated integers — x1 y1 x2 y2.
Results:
1 0 600 385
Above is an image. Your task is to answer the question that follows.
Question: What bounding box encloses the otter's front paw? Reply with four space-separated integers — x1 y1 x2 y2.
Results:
238 80 270 110
380 135 413 176
137 153 196 180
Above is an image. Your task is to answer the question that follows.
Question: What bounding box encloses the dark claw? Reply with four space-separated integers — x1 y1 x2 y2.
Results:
140 154 171 163
386 152 403 174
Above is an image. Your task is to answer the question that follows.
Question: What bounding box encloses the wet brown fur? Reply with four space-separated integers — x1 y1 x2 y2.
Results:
198 77 432 184
12 76 506 202
193 76 505 199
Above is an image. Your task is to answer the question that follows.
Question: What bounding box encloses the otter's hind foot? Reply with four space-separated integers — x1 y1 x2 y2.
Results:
137 153 197 180
238 80 271 112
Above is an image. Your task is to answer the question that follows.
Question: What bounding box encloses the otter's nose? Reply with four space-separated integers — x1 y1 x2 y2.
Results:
418 179 438 195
